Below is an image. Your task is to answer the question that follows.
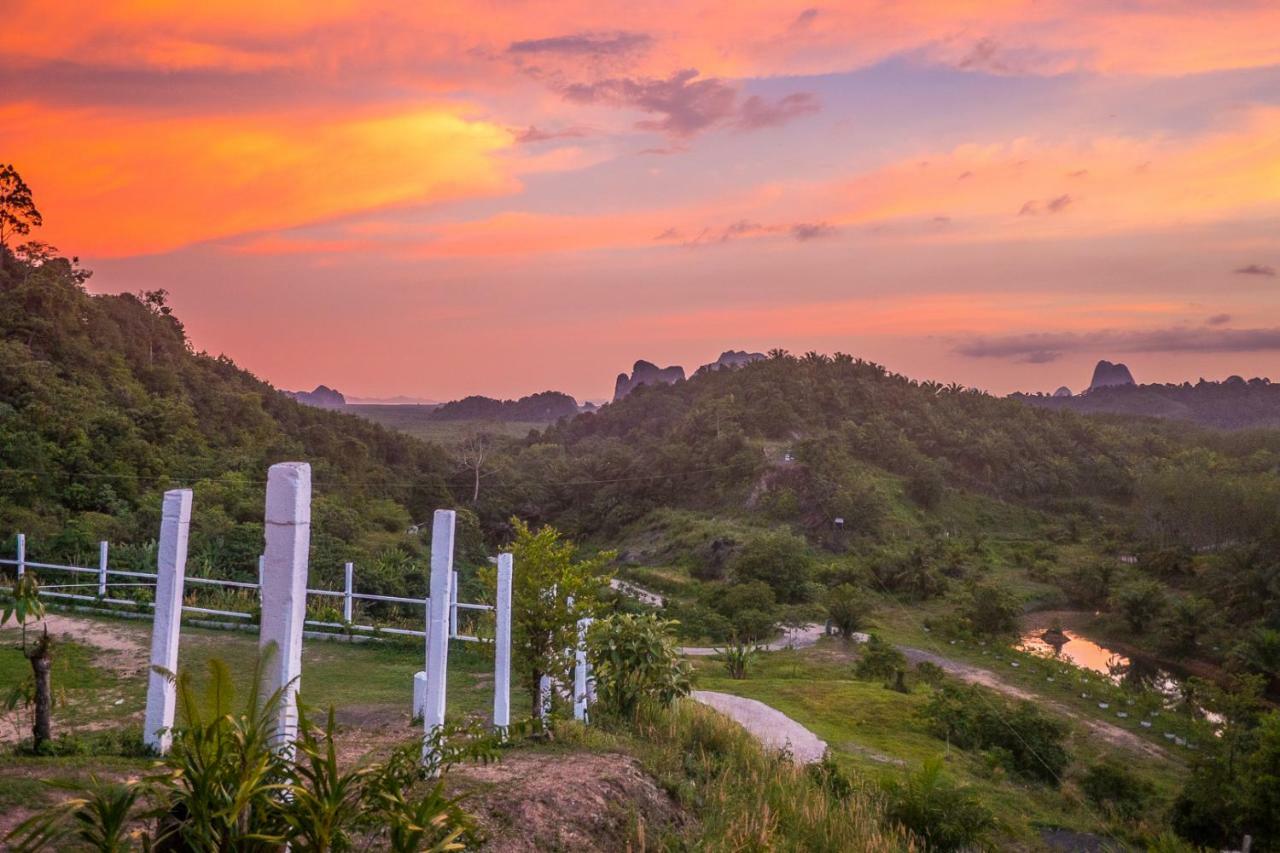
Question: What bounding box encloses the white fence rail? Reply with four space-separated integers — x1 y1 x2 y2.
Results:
1 533 493 642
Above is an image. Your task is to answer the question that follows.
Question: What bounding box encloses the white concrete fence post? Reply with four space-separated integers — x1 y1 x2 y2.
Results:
573 617 593 721
413 671 428 719
493 552 513 733
538 675 552 722
144 489 193 754
343 561 354 625
259 462 311 752
98 540 108 598
15 533 25 579
449 569 459 638
423 510 456 759
257 554 265 590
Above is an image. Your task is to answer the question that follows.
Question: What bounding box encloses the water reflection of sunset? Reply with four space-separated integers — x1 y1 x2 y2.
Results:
1018 629 1129 679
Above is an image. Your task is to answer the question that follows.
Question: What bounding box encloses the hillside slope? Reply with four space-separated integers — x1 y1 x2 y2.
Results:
0 249 457 587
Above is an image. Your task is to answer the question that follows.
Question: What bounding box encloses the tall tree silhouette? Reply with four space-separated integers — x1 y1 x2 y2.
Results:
0 164 43 250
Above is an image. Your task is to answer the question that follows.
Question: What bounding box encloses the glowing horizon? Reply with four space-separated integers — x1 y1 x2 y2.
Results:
6 1 1280 401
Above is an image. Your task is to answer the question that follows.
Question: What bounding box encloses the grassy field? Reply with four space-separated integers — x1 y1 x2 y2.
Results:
0 615 514 730
2 604 1191 848
692 640 1186 847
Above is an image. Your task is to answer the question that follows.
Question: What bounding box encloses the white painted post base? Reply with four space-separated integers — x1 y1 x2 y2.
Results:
492 553 513 734
259 462 311 753
413 671 428 720
143 489 193 754
423 510 456 761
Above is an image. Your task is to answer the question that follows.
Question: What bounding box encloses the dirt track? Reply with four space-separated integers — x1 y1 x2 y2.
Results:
898 645 1170 761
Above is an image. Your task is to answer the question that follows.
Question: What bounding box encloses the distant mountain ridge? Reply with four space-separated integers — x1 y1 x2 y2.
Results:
1018 361 1280 429
614 351 767 400
1087 360 1136 391
286 385 347 409
614 360 686 400
696 350 766 375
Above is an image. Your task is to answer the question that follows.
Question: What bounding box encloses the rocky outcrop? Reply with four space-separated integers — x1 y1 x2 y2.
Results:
287 385 346 409
1087 360 1135 391
1052 386 1073 398
613 360 685 401
696 350 766 375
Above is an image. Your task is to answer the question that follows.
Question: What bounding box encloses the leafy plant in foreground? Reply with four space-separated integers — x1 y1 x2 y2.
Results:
587 612 691 719
7 653 482 851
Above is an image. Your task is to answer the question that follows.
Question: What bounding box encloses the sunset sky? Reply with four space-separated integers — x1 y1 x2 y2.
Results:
6 1 1280 401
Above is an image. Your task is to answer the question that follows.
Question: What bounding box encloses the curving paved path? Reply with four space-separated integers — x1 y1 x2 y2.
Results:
680 623 852 657
691 690 827 764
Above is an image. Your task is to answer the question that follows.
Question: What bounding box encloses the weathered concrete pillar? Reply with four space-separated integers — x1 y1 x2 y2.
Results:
15 533 25 579
343 561 354 624
98 540 109 598
449 569 459 638
413 671 428 719
574 617 593 721
493 552 513 732
423 510 455 754
538 675 552 722
257 554 265 589
143 489 193 754
259 462 311 751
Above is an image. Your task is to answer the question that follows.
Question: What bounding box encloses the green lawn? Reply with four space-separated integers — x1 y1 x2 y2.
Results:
692 643 1186 847
1 611 523 738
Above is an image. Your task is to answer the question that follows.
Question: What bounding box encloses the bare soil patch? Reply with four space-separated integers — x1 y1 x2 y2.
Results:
450 751 687 851
18 612 148 677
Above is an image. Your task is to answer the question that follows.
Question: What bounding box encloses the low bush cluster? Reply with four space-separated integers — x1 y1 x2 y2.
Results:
921 683 1069 785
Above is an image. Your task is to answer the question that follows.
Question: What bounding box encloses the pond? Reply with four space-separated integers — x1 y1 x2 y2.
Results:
1018 622 1194 706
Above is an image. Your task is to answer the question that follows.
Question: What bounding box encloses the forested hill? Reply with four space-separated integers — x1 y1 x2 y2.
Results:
1016 379 1280 429
471 351 1280 551
0 248 457 584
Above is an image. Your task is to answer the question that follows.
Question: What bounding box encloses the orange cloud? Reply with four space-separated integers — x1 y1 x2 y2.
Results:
5 103 516 256
280 107 1280 261
812 107 1280 238
4 1 1280 80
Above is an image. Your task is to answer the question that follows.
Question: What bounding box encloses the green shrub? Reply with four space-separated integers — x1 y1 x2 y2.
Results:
728 530 814 603
587 613 691 719
715 638 757 680
921 683 1069 785
959 581 1021 637
1112 580 1167 633
1079 760 1153 821
904 464 946 509
854 634 907 683
881 758 995 851
825 583 873 638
